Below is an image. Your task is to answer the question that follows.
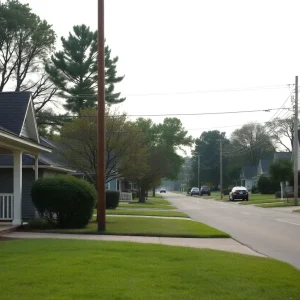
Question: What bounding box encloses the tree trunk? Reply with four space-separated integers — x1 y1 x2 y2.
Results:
139 187 146 203
152 188 156 197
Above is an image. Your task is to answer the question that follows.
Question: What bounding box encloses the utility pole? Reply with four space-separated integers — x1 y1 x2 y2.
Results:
97 0 106 231
294 76 299 206
217 139 223 200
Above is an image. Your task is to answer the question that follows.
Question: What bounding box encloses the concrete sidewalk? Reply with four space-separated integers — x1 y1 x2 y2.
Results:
97 214 192 220
3 232 264 257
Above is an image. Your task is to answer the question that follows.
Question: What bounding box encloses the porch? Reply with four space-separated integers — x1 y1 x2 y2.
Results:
0 130 51 225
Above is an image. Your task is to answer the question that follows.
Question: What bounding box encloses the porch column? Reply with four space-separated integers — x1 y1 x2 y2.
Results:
34 155 39 218
34 155 39 180
12 151 22 225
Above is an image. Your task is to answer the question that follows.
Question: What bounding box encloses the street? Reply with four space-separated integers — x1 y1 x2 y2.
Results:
165 192 300 269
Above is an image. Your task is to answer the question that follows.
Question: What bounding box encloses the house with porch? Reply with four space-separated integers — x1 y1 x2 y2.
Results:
240 165 257 190
0 92 77 225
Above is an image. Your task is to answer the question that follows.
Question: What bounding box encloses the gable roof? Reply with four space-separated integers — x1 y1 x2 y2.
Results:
260 159 272 173
0 92 31 135
241 165 257 179
274 152 292 160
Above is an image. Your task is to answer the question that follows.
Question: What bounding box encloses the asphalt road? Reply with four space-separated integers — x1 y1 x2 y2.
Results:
165 192 300 269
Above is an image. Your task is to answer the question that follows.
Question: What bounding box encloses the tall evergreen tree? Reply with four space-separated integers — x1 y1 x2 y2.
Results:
45 24 125 114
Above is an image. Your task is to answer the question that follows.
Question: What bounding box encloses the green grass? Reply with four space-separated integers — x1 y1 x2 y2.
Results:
119 203 176 209
256 201 300 208
46 216 229 238
239 199 282 205
106 209 189 218
294 209 300 212
1 239 300 300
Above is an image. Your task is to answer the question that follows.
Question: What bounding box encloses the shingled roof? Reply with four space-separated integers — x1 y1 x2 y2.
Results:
0 92 31 135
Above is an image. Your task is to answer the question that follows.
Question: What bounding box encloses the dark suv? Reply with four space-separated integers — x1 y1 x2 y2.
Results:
200 186 211 196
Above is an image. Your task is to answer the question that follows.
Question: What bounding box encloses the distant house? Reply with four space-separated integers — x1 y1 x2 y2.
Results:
240 165 257 190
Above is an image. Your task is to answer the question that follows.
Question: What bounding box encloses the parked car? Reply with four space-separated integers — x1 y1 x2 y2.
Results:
160 187 166 193
200 186 211 196
190 187 200 196
229 186 249 201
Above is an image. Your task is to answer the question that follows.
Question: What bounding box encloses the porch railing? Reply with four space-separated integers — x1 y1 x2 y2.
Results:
0 194 14 221
120 192 133 202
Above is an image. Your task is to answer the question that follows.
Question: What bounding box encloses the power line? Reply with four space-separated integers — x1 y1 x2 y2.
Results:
48 107 291 118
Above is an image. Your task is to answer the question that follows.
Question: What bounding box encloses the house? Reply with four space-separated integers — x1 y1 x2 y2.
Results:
0 92 76 224
240 165 257 190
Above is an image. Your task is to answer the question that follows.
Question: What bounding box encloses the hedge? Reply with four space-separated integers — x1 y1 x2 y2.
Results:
31 175 96 229
106 190 120 209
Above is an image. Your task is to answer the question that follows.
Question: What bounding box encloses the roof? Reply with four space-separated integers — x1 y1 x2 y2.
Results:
241 165 257 179
274 152 292 160
0 136 74 172
0 92 31 135
260 159 272 173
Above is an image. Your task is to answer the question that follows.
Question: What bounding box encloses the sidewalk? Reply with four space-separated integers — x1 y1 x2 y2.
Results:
2 231 264 257
97 214 192 220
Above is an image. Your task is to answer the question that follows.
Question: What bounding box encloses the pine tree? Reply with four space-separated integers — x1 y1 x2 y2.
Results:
46 24 125 114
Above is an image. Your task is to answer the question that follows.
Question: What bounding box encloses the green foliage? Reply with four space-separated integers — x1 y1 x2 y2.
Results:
0 0 57 113
251 185 259 194
26 218 56 230
31 176 96 228
132 192 137 199
190 130 229 188
257 176 279 194
269 158 293 183
223 188 231 196
106 190 120 209
46 24 125 114
275 191 294 199
59 108 147 186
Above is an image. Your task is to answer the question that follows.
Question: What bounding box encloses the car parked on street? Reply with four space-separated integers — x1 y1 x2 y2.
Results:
160 187 166 193
229 186 249 201
190 187 200 196
200 186 211 196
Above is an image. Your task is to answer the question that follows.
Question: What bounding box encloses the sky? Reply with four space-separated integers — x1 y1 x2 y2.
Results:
18 0 300 148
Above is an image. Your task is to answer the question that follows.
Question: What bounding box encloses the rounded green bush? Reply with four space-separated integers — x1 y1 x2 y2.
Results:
31 176 96 229
106 190 120 209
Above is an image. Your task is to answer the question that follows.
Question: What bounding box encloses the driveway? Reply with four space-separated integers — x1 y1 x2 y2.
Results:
165 193 300 269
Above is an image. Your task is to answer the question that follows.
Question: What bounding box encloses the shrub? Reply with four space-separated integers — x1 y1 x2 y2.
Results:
132 192 137 199
26 218 56 230
275 191 294 198
257 176 279 194
31 176 96 229
251 186 259 194
223 189 230 196
106 190 120 209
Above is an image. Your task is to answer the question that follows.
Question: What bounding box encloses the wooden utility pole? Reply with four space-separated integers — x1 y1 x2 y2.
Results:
294 76 299 206
97 0 106 231
217 139 223 200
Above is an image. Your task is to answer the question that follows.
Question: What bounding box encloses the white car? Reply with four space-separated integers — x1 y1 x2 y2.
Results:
229 187 249 201
160 187 166 193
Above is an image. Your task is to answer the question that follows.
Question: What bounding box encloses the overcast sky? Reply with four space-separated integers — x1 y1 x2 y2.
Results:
19 0 300 144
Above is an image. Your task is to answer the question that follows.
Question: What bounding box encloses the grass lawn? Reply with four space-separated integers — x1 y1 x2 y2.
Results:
119 203 176 209
294 209 300 212
1 239 300 300
256 201 300 208
106 209 189 218
46 216 229 238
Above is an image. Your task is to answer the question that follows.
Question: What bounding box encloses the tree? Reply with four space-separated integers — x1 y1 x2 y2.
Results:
0 0 57 112
190 130 229 188
134 118 193 202
229 123 275 166
266 117 294 151
257 176 278 194
46 24 125 114
59 108 147 186
269 158 293 184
